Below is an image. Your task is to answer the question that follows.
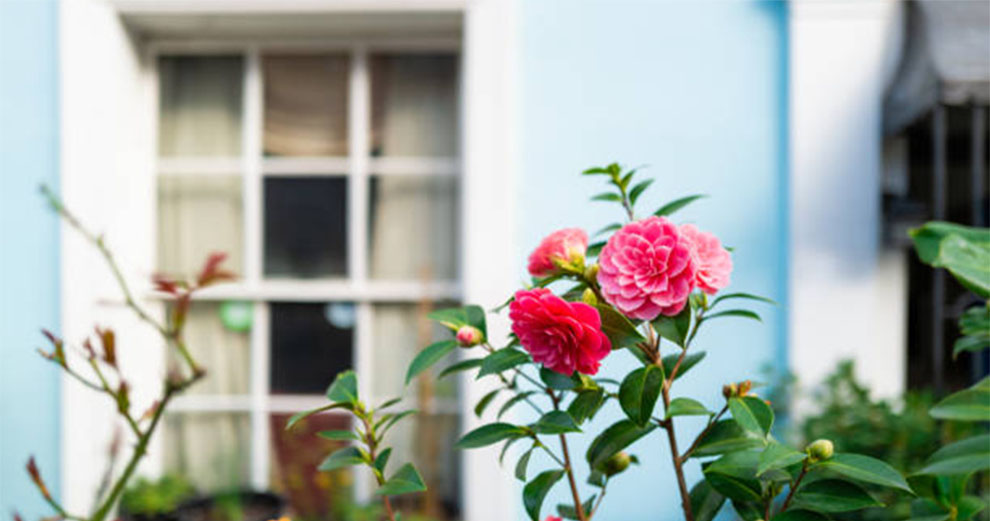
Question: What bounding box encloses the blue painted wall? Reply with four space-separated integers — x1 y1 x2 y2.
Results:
515 1 788 519
0 0 61 517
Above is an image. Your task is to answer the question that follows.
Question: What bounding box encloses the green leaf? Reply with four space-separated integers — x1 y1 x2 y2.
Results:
592 192 622 202
929 380 990 421
729 396 774 437
770 510 830 521
405 340 458 384
916 434 990 475
426 307 469 330
618 366 663 425
691 420 764 458
661 351 706 382
666 397 712 419
515 447 534 481
376 463 427 496
629 179 654 205
498 391 537 420
455 423 527 449
585 419 656 468
953 334 990 357
464 304 488 337
567 390 605 424
326 370 359 404
523 470 565 521
377 397 402 410
792 479 883 512
959 305 989 336
318 446 367 471
317 429 359 442
373 448 392 475
654 194 707 217
437 358 483 379
286 403 348 430
531 411 581 434
710 292 777 308
689 480 726 521
556 496 596 520
379 410 416 439
910 223 990 298
732 500 764 521
587 240 606 257
594 303 647 350
757 443 806 476
582 166 612 175
474 389 501 418
705 309 762 322
703 452 762 503
539 368 579 390
818 453 913 492
478 348 530 378
653 305 692 347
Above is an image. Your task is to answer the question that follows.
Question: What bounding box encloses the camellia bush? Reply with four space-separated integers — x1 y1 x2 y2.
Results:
298 164 920 521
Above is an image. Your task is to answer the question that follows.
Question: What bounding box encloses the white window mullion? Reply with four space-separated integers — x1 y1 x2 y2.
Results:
243 46 270 491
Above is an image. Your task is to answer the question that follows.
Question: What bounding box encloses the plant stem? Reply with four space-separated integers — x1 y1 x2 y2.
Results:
660 417 694 520
362 414 397 521
681 405 728 460
778 460 809 514
558 432 589 521
589 477 609 519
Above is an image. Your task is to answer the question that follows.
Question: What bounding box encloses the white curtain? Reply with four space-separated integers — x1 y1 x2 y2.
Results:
158 56 242 157
371 54 458 157
263 55 349 157
158 175 243 276
178 303 251 396
163 412 251 490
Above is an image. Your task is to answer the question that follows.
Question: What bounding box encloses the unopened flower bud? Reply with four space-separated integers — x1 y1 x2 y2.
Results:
584 263 600 281
601 451 631 477
455 326 483 347
722 383 738 399
581 288 598 306
806 439 834 462
738 380 753 397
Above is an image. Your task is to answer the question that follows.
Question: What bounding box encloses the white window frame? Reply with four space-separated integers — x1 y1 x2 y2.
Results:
59 2 519 520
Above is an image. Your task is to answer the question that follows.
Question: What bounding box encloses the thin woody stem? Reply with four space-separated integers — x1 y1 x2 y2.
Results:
361 414 397 521
654 320 697 521
778 460 810 515
549 390 588 521
681 405 728 460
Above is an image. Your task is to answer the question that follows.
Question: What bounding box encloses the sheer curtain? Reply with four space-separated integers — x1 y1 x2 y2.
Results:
163 413 251 490
158 56 242 157
263 55 349 157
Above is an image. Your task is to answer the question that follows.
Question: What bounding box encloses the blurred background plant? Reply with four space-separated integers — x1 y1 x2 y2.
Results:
120 475 195 520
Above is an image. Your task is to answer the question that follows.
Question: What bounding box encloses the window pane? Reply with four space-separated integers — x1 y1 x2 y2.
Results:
159 56 243 157
269 412 352 518
369 175 458 280
264 177 348 278
158 175 243 276
371 303 455 402
371 54 458 157
171 302 251 395
163 412 251 490
264 55 349 157
270 302 354 394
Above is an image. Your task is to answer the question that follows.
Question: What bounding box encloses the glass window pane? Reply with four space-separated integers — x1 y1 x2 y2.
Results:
371 54 458 157
264 55 349 157
371 304 455 402
163 412 251 490
369 175 458 280
158 175 243 276
264 177 348 278
270 302 354 394
269 412 352 518
171 302 251 395
159 56 243 157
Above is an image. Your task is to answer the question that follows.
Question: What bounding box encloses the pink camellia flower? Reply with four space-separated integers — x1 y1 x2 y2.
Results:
509 288 612 375
597 216 697 320
679 224 732 295
527 228 589 278
544 517 563 521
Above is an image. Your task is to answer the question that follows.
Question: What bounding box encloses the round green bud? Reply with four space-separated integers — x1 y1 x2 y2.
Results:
584 263 600 282
601 451 632 477
806 439 834 461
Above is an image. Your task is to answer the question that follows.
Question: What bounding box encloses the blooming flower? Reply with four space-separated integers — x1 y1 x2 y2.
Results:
679 224 732 295
527 228 589 278
597 216 696 320
509 288 612 375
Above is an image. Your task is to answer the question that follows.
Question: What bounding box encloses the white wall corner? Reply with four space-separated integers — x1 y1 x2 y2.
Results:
788 0 908 410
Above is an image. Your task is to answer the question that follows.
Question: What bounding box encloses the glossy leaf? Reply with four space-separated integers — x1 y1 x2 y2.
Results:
757 443 806 476
691 420 764 458
792 479 883 512
910 222 990 298
556 496 596 521
568 390 606 424
586 419 656 468
689 479 726 521
729 396 774 437
515 447 534 481
474 389 501 418
629 179 654 205
286 402 349 430
464 304 488 337
455 423 527 449
654 305 692 348
318 446 367 471
655 194 707 217
405 340 458 384
317 429 359 442
531 411 581 434
595 303 647 350
478 348 530 378
916 434 990 475
666 397 712 419
540 367 579 390
326 370 359 404
818 453 912 492
376 463 427 496
661 351 706 382
592 192 622 202
703 452 762 503
426 307 469 330
705 309 762 323
619 366 663 425
710 292 777 308
523 470 565 521
770 510 829 521
929 377 990 421
373 448 392 475
437 358 483 379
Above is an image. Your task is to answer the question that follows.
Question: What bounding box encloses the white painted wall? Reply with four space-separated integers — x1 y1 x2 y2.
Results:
788 0 908 403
